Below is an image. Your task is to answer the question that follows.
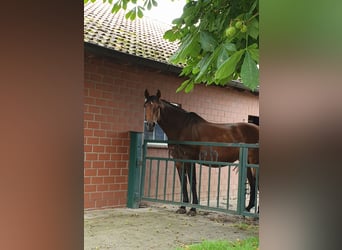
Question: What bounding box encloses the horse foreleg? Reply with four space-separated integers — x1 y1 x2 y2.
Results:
187 164 198 216
246 168 256 212
176 163 189 214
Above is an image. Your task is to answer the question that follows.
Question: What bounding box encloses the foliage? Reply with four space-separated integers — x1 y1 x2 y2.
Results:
175 236 259 250
84 0 259 92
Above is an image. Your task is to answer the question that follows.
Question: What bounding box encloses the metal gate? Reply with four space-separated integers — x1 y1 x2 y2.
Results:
127 132 259 217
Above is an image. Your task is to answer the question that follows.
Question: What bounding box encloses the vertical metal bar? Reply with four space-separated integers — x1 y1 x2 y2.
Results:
226 165 231 210
172 161 176 202
140 141 147 199
216 166 221 208
163 159 168 201
207 165 211 207
237 146 248 215
189 162 193 203
127 131 142 208
155 159 160 199
180 161 185 202
198 163 202 205
147 159 153 198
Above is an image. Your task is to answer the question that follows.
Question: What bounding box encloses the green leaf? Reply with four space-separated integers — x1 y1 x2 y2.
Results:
215 50 245 80
137 7 144 18
222 42 237 52
152 0 158 7
147 1 152 10
163 28 181 42
248 18 259 39
240 52 259 90
194 44 223 82
172 18 183 26
199 31 217 52
111 3 121 13
185 81 195 93
247 45 259 63
169 33 200 64
176 79 191 93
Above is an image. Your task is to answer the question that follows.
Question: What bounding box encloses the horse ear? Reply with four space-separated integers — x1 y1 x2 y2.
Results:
156 89 161 99
144 89 149 99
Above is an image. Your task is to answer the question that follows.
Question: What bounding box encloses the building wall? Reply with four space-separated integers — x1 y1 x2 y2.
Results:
84 50 259 210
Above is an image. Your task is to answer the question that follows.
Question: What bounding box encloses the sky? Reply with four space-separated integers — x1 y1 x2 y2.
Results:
143 0 186 25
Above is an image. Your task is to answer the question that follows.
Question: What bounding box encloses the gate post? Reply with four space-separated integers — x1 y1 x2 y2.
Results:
127 131 143 208
237 145 248 215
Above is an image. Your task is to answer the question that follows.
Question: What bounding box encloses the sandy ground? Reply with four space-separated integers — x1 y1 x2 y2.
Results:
84 203 258 250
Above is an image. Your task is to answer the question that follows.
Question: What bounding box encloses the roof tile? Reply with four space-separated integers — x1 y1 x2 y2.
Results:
84 2 179 66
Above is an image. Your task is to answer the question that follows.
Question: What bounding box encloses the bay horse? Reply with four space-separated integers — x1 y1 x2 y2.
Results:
144 89 259 216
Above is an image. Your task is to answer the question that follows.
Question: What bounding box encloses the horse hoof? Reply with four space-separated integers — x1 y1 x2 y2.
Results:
176 207 187 214
187 209 196 216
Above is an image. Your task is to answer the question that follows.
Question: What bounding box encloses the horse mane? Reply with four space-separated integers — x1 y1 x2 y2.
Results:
160 99 207 123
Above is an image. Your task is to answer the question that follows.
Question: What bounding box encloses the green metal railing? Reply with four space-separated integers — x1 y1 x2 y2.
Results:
127 132 259 217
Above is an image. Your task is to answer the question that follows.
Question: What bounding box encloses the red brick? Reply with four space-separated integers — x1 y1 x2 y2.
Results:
116 161 127 168
87 137 99 145
99 153 110 160
84 177 91 185
111 139 123 146
90 192 102 200
115 176 127 183
88 106 101 114
120 183 128 190
104 177 115 184
117 146 128 153
100 138 111 145
84 113 94 121
96 99 108 107
101 107 112 115
88 121 100 129
93 145 105 153
85 169 97 177
86 153 98 161
110 169 121 176
96 184 109 191
105 146 116 153
105 161 116 168
94 130 106 137
84 97 95 105
84 145 92 152
91 177 103 184
98 169 109 176
103 192 114 200
122 154 129 161
110 154 121 161
95 114 107 122
109 184 120 191
93 161 104 168
100 123 111 130
95 200 107 208
84 129 93 136
84 200 95 209
85 185 96 192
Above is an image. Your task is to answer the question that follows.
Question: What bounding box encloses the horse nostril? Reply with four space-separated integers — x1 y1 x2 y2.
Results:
146 122 155 132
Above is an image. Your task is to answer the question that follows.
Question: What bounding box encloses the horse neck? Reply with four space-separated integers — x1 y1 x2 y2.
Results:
158 100 188 140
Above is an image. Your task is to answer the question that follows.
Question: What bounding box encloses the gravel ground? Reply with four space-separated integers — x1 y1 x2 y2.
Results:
84 203 258 250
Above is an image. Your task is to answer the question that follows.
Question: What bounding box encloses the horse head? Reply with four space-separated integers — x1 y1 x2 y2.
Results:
144 89 162 132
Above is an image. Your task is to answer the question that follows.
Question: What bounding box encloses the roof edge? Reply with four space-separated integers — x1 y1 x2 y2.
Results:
84 42 259 95
84 42 182 74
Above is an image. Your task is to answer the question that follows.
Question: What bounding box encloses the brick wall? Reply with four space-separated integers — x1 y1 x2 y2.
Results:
84 51 259 210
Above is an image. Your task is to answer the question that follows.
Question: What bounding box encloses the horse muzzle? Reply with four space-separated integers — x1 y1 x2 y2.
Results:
146 122 156 132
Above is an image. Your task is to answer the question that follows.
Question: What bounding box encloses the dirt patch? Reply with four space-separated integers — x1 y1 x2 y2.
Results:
84 203 258 250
